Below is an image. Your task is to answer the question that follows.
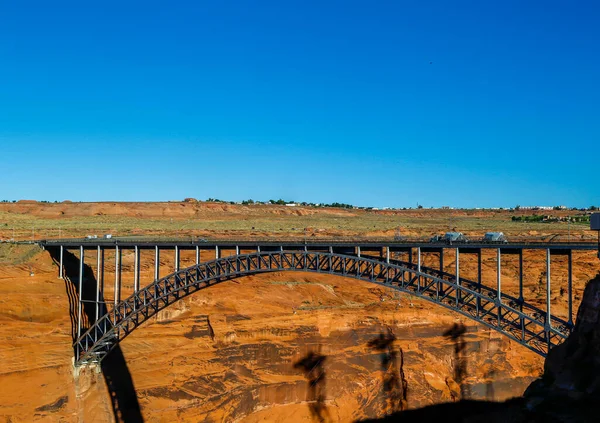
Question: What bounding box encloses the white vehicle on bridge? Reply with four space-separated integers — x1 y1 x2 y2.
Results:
482 232 508 243
430 232 469 244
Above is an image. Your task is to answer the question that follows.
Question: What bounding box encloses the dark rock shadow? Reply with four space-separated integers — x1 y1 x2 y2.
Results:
101 347 144 423
442 322 470 401
48 247 144 423
359 275 600 422
367 326 408 414
185 315 215 341
357 398 526 423
485 367 495 402
293 347 331 423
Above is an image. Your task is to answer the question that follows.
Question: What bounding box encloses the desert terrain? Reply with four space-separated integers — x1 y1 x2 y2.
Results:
0 200 596 241
0 201 598 422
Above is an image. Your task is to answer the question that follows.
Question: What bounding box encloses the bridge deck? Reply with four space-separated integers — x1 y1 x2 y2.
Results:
41 238 598 251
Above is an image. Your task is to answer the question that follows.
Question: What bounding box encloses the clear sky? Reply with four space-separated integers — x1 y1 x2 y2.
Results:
0 1 598 208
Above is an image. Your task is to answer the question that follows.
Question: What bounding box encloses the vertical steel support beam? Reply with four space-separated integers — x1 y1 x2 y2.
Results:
195 246 200 265
236 246 240 255
77 246 84 339
477 249 482 316
546 248 552 350
497 248 502 328
455 248 460 281
100 246 105 317
497 248 501 301
175 246 180 272
417 247 421 291
518 249 524 303
386 247 390 264
455 248 460 307
114 245 121 306
519 249 525 342
520 249 525 342
154 246 160 281
477 249 482 287
408 248 412 265
134 245 140 293
357 246 361 257
568 250 573 327
96 246 101 327
59 245 64 279
76 245 84 360
546 249 551 329
440 248 444 273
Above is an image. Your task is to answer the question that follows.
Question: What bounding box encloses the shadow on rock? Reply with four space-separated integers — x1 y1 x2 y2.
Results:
101 345 144 423
48 247 144 423
358 398 526 423
442 322 470 401
293 347 331 423
359 274 600 423
485 367 496 401
367 326 408 414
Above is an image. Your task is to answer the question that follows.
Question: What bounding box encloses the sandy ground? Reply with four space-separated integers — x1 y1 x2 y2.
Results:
0 201 595 241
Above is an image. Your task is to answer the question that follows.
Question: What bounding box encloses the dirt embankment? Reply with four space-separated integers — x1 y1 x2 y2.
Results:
0 201 359 219
0 200 589 220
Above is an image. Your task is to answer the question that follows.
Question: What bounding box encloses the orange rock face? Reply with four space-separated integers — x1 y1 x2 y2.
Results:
5 246 587 423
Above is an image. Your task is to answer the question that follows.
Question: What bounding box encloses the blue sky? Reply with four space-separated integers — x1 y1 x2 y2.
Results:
0 1 598 208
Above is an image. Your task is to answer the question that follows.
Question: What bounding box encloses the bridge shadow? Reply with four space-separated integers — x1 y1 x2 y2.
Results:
48 248 144 423
360 275 600 422
367 326 408 414
442 322 470 401
485 368 495 401
357 398 521 422
293 347 331 423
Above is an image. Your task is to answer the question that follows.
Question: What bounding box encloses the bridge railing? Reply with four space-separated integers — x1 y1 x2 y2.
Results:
41 236 598 246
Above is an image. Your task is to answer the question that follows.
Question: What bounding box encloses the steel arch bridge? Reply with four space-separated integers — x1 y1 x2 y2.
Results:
73 250 570 365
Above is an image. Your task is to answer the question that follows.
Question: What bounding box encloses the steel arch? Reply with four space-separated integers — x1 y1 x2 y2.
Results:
74 251 570 365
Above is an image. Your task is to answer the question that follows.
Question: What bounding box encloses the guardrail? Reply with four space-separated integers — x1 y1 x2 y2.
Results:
39 236 598 247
